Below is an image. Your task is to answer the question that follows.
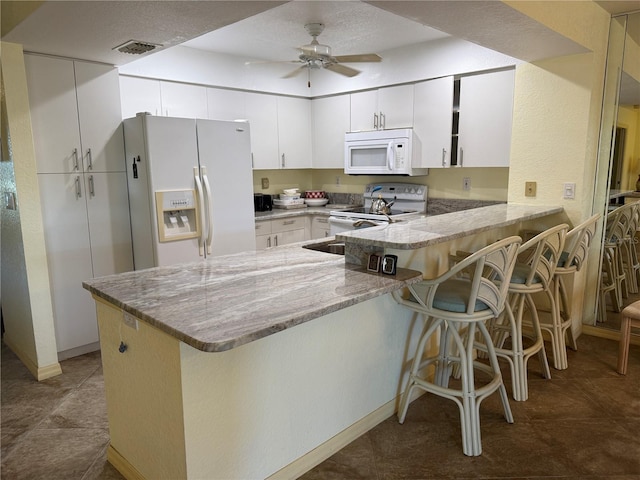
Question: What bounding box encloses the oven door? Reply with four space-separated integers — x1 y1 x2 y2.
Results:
329 216 387 235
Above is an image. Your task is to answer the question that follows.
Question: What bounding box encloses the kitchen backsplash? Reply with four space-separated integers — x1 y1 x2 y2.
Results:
326 192 364 206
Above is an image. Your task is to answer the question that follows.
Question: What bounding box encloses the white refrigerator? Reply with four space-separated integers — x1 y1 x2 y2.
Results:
123 115 256 269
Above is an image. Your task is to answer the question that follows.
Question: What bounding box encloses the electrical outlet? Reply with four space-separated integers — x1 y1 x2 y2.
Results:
525 181 537 197
123 312 138 330
261 177 269 189
463 177 471 191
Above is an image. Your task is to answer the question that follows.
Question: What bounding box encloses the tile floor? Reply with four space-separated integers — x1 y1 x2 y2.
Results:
2 326 639 479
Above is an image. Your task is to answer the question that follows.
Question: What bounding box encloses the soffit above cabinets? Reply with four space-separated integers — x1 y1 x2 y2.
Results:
2 0 603 69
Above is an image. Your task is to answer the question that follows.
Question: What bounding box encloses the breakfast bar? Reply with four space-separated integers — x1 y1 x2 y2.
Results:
83 203 566 480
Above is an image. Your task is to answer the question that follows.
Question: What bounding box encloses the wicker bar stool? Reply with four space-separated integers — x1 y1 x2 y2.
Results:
392 236 521 456
618 301 640 375
480 224 567 401
541 214 600 370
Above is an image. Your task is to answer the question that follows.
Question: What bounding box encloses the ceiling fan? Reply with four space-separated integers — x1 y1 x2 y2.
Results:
282 23 382 80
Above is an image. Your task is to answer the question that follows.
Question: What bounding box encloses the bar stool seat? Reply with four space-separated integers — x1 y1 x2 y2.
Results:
392 236 521 456
618 301 640 375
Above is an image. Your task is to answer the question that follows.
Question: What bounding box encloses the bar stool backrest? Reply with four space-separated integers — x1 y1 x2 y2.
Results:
559 214 601 273
605 204 632 245
516 224 568 289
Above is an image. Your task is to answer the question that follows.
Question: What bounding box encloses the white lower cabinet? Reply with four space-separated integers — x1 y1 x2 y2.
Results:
255 216 308 250
38 172 133 355
311 216 331 239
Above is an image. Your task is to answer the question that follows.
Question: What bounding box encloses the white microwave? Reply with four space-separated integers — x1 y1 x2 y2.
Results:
344 129 427 176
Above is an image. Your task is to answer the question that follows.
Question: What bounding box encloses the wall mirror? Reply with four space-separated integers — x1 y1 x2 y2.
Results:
594 11 640 334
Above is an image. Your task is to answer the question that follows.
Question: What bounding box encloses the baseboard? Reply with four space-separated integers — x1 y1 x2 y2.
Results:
2 335 62 381
107 445 146 480
57 341 100 361
583 325 640 345
267 395 404 480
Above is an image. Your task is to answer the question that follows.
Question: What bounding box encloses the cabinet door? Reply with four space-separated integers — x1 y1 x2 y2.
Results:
279 229 306 245
119 76 162 118
245 92 279 169
277 96 312 169
413 77 454 168
38 173 97 352
350 90 378 132
458 70 515 167
312 95 350 169
75 62 126 173
85 172 134 278
25 55 82 174
207 88 246 121
378 85 414 130
160 81 208 119
311 216 331 239
255 235 272 250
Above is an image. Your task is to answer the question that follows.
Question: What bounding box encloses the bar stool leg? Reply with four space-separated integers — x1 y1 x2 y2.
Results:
617 315 632 375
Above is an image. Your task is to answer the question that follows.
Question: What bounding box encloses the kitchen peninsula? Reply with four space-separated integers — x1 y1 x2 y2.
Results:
83 203 566 480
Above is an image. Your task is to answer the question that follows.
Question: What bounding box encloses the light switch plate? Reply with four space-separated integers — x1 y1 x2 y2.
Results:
261 177 269 189
563 182 576 199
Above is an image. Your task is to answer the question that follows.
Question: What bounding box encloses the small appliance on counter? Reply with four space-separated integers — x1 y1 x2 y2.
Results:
254 194 273 212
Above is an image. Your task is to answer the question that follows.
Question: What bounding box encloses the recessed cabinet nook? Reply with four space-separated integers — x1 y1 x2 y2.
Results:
25 54 133 357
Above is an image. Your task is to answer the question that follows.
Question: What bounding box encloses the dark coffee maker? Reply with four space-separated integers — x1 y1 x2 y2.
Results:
254 194 273 212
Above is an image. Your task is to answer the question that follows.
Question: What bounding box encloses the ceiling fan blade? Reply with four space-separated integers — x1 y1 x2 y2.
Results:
325 63 361 78
282 65 307 79
333 53 382 63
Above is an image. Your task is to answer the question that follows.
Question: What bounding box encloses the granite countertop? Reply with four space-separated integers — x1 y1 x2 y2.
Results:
609 189 640 199
83 245 422 353
335 203 565 250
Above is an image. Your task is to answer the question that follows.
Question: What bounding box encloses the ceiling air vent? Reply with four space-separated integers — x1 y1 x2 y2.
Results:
114 40 159 55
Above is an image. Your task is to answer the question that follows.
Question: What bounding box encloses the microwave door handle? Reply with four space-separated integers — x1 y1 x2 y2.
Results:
387 142 394 171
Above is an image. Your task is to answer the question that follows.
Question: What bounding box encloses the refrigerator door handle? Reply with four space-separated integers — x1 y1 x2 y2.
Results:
193 166 206 256
201 167 213 255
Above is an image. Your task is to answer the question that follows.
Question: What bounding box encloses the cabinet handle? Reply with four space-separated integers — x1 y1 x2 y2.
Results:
318 218 328 224
267 237 271 248
373 113 378 130
380 111 385 130
251 153 254 169
442 148 447 167
274 234 278 246
88 175 95 197
459 148 464 167
86 148 93 170
281 154 285 168
283 220 295 225
73 148 80 171
75 176 82 198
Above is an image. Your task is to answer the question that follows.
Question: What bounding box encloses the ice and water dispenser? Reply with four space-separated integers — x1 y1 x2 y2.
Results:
155 190 200 242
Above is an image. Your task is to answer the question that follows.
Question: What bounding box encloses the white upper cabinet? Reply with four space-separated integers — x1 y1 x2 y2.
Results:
277 96 312 169
413 76 455 168
25 55 125 173
75 62 126 173
312 94 350 169
350 85 414 132
207 88 246 121
456 69 515 167
246 93 312 169
160 81 208 119
245 92 280 169
119 76 162 119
